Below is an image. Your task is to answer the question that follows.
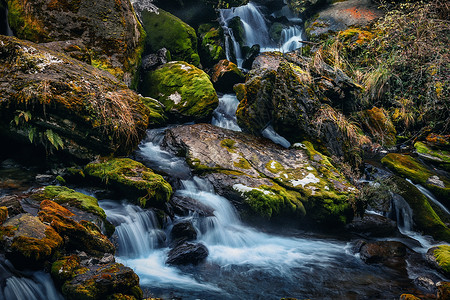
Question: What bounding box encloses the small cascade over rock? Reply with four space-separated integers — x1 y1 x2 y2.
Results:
219 1 305 67
0 258 63 300
211 94 242 131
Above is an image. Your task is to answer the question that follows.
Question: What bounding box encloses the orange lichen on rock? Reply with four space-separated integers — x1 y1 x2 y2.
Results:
343 7 378 21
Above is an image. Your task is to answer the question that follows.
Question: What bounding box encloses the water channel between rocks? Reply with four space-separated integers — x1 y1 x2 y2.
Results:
94 94 446 299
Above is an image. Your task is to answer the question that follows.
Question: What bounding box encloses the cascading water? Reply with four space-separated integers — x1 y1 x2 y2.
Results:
211 94 242 131
0 258 63 300
99 127 420 299
407 179 450 215
220 1 305 67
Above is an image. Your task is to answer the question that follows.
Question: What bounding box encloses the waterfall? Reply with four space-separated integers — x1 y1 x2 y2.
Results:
211 94 242 131
407 179 450 215
0 259 63 300
219 1 305 67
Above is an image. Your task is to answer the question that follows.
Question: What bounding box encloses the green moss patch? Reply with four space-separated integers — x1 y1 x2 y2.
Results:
140 8 200 66
84 158 172 208
141 62 218 122
415 141 450 167
382 153 450 203
392 176 450 243
34 186 106 219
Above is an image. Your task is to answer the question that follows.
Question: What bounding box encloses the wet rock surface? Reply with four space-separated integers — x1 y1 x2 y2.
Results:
163 123 356 225
167 242 209 265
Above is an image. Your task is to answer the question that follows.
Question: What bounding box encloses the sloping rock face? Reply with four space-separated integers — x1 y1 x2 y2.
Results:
0 36 150 160
163 123 356 226
6 0 144 87
235 52 368 163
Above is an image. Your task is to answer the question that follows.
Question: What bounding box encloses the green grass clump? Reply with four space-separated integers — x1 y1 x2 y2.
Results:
434 245 450 274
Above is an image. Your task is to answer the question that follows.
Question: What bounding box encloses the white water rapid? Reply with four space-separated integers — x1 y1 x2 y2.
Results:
99 128 423 299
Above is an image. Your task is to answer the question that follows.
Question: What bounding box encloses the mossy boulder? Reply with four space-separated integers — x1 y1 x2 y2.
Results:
7 0 145 87
140 8 200 67
236 52 367 164
360 107 396 147
0 213 63 268
84 158 172 208
33 186 106 219
415 141 450 171
141 61 219 122
38 200 115 255
382 153 450 206
391 176 450 243
60 261 142 300
427 245 450 277
0 36 150 161
163 123 356 226
141 97 168 128
198 23 226 67
287 0 329 17
211 59 245 93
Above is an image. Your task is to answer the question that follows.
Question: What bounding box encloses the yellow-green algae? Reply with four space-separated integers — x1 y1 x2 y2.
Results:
84 158 172 208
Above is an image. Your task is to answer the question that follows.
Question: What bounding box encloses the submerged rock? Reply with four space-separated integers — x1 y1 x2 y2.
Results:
0 36 150 161
170 220 197 242
0 213 63 268
6 0 145 87
346 213 398 237
167 242 209 265
163 123 356 226
141 61 219 122
84 158 172 208
358 240 409 269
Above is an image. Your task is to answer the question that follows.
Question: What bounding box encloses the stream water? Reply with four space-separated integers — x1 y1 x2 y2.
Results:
219 1 305 67
94 95 446 299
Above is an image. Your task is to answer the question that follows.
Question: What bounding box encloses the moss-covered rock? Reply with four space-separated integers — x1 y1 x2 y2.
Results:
61 262 141 300
360 107 396 147
427 245 450 277
38 200 115 255
198 23 226 68
0 206 7 225
140 97 168 128
391 176 450 243
437 281 450 300
7 0 145 87
211 59 245 93
0 213 63 268
236 52 368 164
140 8 200 67
415 141 450 170
141 61 218 122
163 123 356 226
382 153 450 206
33 186 106 219
84 158 172 208
0 36 150 161
51 255 82 285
